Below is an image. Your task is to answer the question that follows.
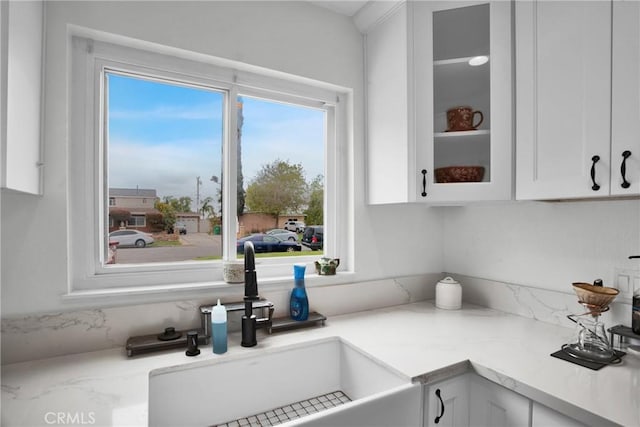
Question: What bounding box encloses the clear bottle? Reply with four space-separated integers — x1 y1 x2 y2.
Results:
290 264 309 321
633 289 640 335
211 299 227 354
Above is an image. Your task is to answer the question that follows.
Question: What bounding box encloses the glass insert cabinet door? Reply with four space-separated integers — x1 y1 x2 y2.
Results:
413 1 512 203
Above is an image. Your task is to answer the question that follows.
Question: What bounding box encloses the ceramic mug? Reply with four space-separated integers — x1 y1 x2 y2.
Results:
446 106 483 131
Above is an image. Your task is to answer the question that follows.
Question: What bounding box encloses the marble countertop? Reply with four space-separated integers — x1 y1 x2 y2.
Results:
2 301 639 427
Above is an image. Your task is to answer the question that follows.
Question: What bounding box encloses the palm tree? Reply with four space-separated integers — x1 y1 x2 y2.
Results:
200 196 215 219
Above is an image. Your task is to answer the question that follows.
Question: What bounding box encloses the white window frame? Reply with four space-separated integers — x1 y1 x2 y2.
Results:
67 31 352 298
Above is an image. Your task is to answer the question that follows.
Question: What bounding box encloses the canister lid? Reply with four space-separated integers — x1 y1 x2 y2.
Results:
438 276 460 285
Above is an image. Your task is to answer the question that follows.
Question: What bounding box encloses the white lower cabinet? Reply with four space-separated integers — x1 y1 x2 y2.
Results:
531 402 586 427
468 375 530 427
424 374 470 427
424 374 528 427
422 373 609 427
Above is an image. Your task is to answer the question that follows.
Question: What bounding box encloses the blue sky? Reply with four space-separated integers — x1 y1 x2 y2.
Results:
107 73 324 209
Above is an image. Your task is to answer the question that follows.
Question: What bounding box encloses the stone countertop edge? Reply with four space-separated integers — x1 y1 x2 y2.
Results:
1 301 638 427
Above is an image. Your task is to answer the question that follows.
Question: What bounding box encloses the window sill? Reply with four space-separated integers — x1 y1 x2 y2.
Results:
62 271 356 304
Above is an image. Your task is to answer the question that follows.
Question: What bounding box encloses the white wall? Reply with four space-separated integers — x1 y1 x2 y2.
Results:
7 0 635 324
0 1 444 317
442 200 640 291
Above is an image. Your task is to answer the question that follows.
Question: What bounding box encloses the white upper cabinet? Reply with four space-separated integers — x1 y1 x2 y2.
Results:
366 2 412 204
516 0 640 200
365 1 513 204
0 0 44 195
611 0 640 196
413 1 513 203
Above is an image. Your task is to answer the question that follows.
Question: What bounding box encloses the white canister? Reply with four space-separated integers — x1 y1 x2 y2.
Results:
222 260 244 283
435 276 462 310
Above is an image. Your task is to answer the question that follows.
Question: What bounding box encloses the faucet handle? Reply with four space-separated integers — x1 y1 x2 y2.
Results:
256 305 275 331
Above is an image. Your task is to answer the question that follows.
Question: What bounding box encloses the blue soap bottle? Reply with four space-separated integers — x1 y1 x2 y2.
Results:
290 264 309 321
211 299 227 354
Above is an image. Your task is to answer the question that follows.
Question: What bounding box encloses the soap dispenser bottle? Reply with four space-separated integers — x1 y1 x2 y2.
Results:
290 264 309 321
630 256 640 334
211 299 227 354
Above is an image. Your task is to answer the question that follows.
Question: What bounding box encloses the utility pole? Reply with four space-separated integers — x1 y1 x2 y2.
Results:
196 176 202 232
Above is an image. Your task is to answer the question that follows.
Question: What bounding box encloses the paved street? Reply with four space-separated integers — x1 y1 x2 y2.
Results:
116 233 222 264
115 232 312 264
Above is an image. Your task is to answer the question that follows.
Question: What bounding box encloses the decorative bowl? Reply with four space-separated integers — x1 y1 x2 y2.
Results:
434 166 485 183
572 282 619 310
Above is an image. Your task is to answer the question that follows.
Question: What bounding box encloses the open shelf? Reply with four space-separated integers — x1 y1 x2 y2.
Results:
431 3 491 186
434 129 490 139
433 56 490 67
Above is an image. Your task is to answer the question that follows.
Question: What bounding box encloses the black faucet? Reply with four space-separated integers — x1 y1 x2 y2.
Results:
241 241 259 347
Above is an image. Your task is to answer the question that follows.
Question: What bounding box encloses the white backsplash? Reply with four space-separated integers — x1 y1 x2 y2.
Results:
3 272 636 365
0 274 440 364
454 274 633 331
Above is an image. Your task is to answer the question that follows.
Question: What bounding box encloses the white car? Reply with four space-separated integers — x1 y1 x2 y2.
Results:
283 220 305 233
109 229 155 248
266 228 298 241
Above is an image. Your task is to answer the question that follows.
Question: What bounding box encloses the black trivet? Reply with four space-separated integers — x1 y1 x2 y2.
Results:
550 348 626 370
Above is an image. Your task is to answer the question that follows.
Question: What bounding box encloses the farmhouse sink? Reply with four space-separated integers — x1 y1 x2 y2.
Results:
148 337 421 426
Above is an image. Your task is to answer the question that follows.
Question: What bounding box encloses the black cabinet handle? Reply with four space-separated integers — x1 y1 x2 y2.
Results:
421 169 428 197
434 388 445 424
621 150 632 189
590 155 601 191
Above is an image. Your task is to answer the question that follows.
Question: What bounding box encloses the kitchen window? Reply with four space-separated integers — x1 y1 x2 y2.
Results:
68 34 351 295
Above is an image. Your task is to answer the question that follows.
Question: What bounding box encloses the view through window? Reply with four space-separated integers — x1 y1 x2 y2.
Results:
105 73 325 265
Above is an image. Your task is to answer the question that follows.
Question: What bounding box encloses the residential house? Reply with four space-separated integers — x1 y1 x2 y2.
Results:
108 188 160 232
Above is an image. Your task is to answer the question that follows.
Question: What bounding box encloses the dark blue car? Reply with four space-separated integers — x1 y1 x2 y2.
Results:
237 234 302 254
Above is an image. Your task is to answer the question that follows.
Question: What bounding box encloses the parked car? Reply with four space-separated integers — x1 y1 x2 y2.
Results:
237 234 302 254
283 220 305 233
167 222 187 235
301 226 323 250
175 222 187 234
266 228 298 241
109 229 155 248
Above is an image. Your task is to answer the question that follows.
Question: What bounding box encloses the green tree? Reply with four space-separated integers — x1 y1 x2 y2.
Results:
155 200 177 231
162 196 192 213
245 159 307 228
304 174 324 225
